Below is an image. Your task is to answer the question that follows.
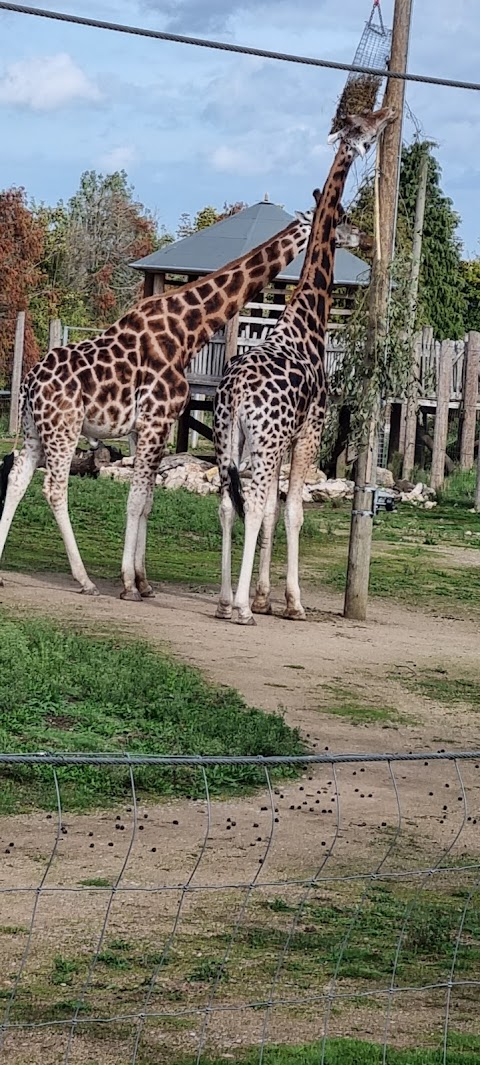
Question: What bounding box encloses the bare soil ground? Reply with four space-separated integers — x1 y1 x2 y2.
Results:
1 571 480 1063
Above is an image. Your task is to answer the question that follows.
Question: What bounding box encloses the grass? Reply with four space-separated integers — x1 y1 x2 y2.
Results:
1 462 480 616
176 1033 480 1064
396 666 480 710
7 883 480 1058
318 684 409 726
0 612 304 812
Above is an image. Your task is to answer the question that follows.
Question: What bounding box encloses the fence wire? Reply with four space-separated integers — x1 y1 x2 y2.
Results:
0 750 479 1064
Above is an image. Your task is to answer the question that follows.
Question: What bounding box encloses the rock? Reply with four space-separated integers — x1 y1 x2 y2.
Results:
99 466 133 482
376 467 394 489
395 478 415 493
424 500 437 510
304 465 327 485
204 466 220 484
311 478 354 502
121 456 135 467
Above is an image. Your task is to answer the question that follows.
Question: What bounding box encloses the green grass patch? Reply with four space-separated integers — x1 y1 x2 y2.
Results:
177 1033 480 1064
2 460 480 613
317 684 409 726
0 613 304 812
396 667 480 710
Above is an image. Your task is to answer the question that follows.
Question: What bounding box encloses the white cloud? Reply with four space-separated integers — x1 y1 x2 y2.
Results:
98 144 137 170
0 53 101 111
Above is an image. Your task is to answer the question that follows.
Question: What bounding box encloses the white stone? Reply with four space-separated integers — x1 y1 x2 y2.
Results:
304 465 327 485
423 500 437 510
376 466 394 489
121 456 135 467
99 466 133 482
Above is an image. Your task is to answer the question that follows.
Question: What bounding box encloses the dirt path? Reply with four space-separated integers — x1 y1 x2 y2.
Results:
2 571 480 1062
1 568 479 750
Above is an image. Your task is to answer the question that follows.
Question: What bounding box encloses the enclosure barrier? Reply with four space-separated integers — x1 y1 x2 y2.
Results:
0 750 480 1064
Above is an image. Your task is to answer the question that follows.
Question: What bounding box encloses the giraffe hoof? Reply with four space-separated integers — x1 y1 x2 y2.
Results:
138 584 155 598
80 584 100 597
120 588 143 602
251 599 273 615
235 614 257 626
283 608 307 622
215 604 233 620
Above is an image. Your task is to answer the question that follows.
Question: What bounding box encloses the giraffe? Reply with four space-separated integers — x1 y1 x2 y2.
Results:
213 107 394 625
0 204 359 601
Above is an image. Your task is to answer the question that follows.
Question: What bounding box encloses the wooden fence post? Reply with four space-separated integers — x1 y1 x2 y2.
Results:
48 318 62 351
224 312 240 364
475 436 480 512
8 311 25 437
430 340 453 491
402 332 422 479
460 331 480 470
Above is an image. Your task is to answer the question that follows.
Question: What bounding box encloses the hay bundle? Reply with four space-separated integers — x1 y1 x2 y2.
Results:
330 2 391 134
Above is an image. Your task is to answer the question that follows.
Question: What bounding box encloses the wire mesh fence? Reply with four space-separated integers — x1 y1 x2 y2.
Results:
0 750 479 1064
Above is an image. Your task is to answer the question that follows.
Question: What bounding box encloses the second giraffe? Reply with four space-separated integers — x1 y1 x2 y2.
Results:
213 107 394 625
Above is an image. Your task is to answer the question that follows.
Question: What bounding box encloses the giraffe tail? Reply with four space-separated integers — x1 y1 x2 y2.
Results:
0 452 15 519
227 463 245 522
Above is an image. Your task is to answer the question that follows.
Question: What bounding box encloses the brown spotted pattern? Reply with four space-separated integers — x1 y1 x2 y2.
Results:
0 213 317 600
213 109 394 625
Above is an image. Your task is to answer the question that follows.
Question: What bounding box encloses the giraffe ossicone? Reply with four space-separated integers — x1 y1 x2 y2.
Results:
213 107 394 626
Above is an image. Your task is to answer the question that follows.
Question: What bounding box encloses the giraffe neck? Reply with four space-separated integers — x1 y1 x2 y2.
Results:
132 217 311 367
284 144 353 347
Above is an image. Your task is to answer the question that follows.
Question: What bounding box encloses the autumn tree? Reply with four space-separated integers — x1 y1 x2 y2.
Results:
0 187 45 384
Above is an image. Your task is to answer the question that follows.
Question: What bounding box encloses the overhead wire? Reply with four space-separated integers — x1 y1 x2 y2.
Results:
0 1 480 93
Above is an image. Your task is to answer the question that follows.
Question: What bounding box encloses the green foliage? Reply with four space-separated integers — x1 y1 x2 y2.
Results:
0 612 303 811
350 140 466 340
399 142 465 339
461 258 480 333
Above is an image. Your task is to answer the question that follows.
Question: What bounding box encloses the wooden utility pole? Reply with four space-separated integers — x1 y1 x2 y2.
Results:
430 341 453 491
8 311 25 437
344 0 413 621
402 147 429 479
48 318 62 351
460 331 480 470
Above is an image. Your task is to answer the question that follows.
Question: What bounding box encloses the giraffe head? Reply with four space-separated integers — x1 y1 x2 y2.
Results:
296 205 361 249
327 106 396 158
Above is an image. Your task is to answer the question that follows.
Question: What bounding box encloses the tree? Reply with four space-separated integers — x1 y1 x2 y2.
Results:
0 187 44 383
176 201 248 239
349 140 465 339
59 170 158 324
461 259 480 333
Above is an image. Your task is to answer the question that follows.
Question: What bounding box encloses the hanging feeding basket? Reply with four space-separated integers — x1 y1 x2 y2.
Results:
330 1 392 133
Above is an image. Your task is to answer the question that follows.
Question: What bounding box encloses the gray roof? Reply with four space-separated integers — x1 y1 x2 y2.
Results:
131 201 370 286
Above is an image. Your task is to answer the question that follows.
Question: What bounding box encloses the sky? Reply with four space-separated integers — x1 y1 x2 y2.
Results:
0 0 479 254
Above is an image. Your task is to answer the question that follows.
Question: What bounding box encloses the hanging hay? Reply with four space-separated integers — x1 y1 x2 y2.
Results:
330 2 391 134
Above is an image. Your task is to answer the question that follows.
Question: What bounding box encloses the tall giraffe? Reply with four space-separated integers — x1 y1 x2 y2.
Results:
0 206 359 600
213 107 394 625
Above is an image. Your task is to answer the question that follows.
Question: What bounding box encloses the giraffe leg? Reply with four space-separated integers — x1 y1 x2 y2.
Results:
121 432 166 601
251 473 280 615
233 482 267 625
134 485 155 598
42 449 99 595
215 490 235 619
283 435 318 621
0 436 43 585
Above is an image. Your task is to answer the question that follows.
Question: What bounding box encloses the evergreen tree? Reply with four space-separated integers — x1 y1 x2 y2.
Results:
349 141 465 339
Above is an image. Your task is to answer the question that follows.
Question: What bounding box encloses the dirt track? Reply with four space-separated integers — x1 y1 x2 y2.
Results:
1 571 480 1062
